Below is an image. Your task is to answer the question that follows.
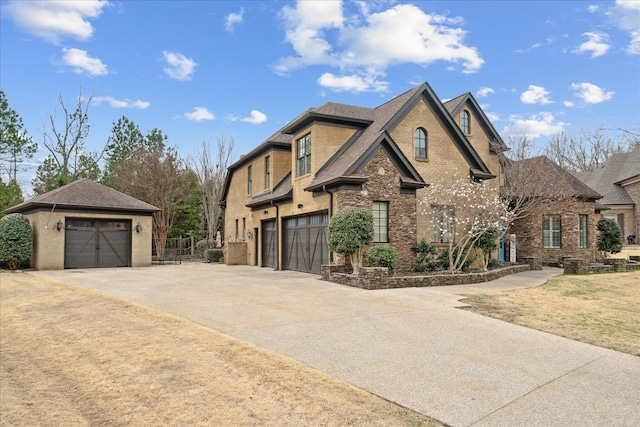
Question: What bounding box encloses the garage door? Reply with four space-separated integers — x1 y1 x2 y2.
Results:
262 220 277 268
283 212 329 274
64 219 131 269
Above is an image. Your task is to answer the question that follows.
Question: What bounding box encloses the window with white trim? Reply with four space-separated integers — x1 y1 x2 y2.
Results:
579 215 588 249
543 215 561 249
431 205 454 243
373 201 389 243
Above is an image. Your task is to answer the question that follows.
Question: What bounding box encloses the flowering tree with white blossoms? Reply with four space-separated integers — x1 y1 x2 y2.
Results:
421 177 512 273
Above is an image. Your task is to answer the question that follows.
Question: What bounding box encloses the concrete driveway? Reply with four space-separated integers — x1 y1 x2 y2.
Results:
33 264 640 427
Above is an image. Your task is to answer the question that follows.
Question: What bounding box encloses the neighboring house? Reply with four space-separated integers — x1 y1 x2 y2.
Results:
504 156 602 265
222 82 506 273
575 147 640 244
4 179 159 270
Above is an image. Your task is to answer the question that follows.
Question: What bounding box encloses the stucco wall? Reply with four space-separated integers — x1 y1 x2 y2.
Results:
26 210 153 270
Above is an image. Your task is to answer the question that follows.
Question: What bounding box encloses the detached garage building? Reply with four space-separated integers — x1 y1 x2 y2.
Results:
4 179 159 270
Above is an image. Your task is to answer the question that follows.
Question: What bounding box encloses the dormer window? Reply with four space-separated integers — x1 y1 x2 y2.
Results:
414 127 427 159
296 133 311 177
461 110 470 134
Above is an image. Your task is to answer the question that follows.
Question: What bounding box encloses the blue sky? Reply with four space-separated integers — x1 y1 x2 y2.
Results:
1 0 639 194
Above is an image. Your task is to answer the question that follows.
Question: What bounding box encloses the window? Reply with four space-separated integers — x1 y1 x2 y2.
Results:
414 127 427 159
296 134 311 176
461 110 470 134
264 156 271 189
543 215 561 249
242 218 246 240
579 215 588 249
235 219 239 241
431 205 453 243
373 201 389 243
247 165 253 195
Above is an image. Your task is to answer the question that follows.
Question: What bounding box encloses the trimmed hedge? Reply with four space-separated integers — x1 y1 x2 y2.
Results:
0 213 32 270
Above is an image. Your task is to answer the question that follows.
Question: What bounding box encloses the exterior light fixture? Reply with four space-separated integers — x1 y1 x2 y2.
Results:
56 219 63 231
263 210 268 214
135 222 142 233
246 230 253 239
297 204 303 209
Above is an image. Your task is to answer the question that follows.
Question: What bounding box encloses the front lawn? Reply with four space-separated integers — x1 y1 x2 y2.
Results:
461 271 640 356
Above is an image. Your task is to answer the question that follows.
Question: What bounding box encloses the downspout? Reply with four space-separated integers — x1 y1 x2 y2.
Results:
271 200 279 271
323 185 335 262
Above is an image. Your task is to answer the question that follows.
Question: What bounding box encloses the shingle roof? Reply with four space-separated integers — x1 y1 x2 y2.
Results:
443 92 469 115
574 147 640 205
504 156 602 200
4 179 160 214
246 172 293 208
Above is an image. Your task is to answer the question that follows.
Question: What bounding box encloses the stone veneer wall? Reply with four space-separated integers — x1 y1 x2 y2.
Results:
333 149 417 272
509 199 598 266
322 264 531 290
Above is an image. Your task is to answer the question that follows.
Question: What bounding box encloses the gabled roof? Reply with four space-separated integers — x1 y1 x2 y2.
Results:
245 172 293 209
575 147 640 205
282 102 374 135
4 179 160 214
503 156 602 200
443 92 507 150
307 82 495 190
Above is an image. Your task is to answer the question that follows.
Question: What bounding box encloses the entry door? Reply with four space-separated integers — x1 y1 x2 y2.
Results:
262 220 277 268
283 213 328 274
65 219 131 269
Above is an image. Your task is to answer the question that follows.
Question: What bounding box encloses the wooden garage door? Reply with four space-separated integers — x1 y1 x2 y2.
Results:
64 220 131 269
283 213 328 274
262 220 277 268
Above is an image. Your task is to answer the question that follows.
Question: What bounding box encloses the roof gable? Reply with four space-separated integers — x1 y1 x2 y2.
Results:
5 179 160 214
575 147 639 205
444 92 506 150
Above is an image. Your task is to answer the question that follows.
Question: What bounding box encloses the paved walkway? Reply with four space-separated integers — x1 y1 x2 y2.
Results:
33 265 640 427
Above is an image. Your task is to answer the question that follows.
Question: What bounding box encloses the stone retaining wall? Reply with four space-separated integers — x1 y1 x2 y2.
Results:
564 258 640 275
321 264 531 290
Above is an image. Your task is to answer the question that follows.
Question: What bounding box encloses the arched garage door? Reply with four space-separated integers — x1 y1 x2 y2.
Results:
283 212 328 274
64 219 131 269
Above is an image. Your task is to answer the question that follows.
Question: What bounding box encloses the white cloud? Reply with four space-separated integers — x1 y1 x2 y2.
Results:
503 112 566 139
162 51 197 81
225 7 244 32
61 48 108 76
571 82 614 104
3 0 109 44
227 110 268 125
587 5 600 13
276 1 484 92
184 107 215 121
520 85 552 105
93 96 150 109
563 100 575 107
476 87 494 97
611 1 640 54
317 73 389 93
574 32 610 57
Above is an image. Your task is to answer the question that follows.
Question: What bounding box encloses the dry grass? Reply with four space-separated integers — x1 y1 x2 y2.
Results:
461 271 640 356
0 272 440 427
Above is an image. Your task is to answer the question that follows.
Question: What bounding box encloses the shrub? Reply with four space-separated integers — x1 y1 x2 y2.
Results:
597 218 622 253
207 249 224 263
328 207 373 274
0 213 32 270
474 227 500 270
366 245 397 272
410 240 445 272
439 247 474 271
487 258 501 269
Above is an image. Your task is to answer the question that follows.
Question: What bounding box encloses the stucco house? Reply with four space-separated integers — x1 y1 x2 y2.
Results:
504 156 603 266
221 82 506 273
575 147 640 244
4 179 159 270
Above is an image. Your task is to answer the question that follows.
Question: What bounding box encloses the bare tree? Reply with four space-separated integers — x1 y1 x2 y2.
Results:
543 128 628 172
189 134 235 241
32 89 101 194
116 145 191 258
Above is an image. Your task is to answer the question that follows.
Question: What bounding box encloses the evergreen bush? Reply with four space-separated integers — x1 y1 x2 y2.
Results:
366 245 397 272
0 213 32 270
597 218 622 253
